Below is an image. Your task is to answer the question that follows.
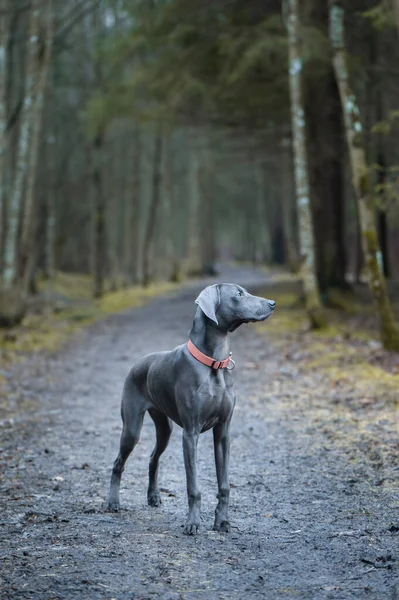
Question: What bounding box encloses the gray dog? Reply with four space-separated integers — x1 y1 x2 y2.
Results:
107 283 275 534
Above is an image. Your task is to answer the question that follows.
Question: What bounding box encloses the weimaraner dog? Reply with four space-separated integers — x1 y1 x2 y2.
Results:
107 283 275 534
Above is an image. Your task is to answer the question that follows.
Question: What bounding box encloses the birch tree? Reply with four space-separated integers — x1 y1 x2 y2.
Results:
286 0 325 328
1 2 41 291
329 0 399 352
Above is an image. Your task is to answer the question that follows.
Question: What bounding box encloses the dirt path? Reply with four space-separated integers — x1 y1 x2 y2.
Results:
1 267 398 600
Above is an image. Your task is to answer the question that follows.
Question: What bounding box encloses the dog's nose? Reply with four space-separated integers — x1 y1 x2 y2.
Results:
268 300 276 310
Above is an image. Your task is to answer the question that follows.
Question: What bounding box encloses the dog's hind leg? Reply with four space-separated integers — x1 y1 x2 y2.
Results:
147 408 173 507
107 383 146 512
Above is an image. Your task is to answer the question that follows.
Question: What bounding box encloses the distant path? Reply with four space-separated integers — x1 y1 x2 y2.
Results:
0 266 397 599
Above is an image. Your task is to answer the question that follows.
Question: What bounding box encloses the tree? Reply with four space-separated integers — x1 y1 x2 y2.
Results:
280 136 299 272
329 0 399 352
142 127 163 287
90 1 107 299
0 0 9 258
0 1 46 324
1 4 41 291
0 0 398 339
91 127 107 298
286 0 325 328
123 124 141 286
21 0 54 290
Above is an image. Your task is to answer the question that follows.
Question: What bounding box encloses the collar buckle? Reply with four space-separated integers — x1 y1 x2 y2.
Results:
227 353 235 371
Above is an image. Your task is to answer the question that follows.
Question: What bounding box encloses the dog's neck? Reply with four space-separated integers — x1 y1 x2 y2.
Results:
189 308 230 360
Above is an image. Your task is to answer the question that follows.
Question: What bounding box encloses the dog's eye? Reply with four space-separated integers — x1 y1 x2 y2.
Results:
236 291 243 297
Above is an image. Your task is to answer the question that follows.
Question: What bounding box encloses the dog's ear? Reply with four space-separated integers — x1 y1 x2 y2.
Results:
195 285 220 324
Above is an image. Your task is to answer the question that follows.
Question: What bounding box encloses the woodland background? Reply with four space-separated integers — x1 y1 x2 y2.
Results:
1 0 399 350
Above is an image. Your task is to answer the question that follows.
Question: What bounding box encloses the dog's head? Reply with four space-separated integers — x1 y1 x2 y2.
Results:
195 283 275 332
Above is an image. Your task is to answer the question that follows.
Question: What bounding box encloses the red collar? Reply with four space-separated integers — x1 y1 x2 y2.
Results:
187 339 235 370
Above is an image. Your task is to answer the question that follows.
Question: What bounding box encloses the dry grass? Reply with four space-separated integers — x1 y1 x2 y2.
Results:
256 274 399 486
0 273 182 365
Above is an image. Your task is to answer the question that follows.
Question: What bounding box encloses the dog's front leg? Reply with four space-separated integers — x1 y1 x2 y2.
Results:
182 429 201 535
213 421 231 532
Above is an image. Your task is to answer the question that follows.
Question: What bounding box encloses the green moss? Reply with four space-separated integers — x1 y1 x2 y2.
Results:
326 289 359 314
38 271 92 301
1 315 79 361
255 274 398 481
312 324 343 338
98 281 179 313
61 306 101 322
1 273 184 366
270 292 302 309
364 229 379 254
307 306 327 329
359 171 371 197
256 310 307 336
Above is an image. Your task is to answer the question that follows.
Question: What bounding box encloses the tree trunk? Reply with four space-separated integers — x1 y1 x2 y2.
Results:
327 74 347 289
329 1 399 352
198 139 217 276
286 0 325 328
376 151 390 278
374 47 390 278
162 132 181 281
123 127 137 287
45 158 56 291
186 142 202 275
393 0 399 34
107 138 120 292
1 2 40 290
44 83 64 290
305 68 347 293
255 161 272 265
142 128 163 287
162 132 174 276
92 130 106 298
131 126 141 284
0 3 9 261
21 0 54 290
280 137 299 272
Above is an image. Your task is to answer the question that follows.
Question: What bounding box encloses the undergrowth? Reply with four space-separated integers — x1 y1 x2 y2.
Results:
0 273 181 366
257 275 399 488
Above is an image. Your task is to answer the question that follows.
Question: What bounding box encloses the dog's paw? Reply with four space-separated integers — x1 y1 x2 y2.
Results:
106 501 120 513
183 522 200 535
213 520 230 533
147 492 162 507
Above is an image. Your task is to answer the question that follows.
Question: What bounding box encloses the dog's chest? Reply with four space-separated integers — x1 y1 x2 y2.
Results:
196 378 234 431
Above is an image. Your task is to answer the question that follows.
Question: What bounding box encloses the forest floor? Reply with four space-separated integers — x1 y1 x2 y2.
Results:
0 266 398 600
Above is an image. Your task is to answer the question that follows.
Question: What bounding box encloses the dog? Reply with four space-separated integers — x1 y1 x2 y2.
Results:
107 283 275 534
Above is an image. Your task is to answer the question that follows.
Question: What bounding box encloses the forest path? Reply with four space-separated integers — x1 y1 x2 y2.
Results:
0 266 397 600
